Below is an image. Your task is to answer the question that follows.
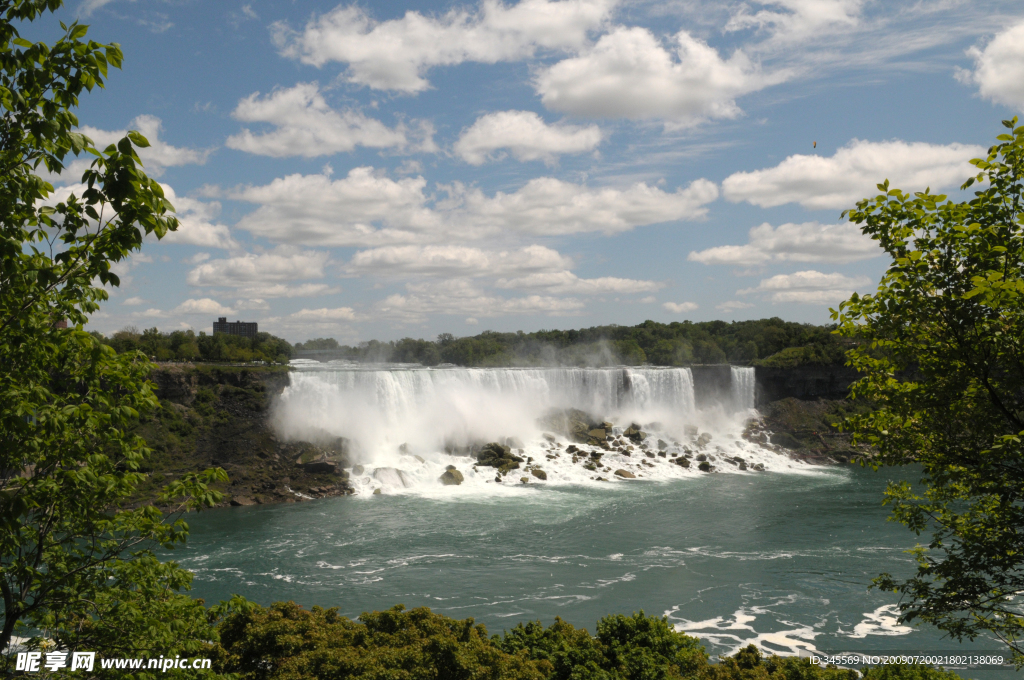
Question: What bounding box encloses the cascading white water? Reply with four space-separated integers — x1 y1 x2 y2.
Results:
730 366 756 412
274 364 813 495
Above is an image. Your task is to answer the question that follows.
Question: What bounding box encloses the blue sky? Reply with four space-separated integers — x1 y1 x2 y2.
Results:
38 0 1024 343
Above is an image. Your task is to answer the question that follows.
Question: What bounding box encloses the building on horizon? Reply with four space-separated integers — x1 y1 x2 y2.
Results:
213 317 258 339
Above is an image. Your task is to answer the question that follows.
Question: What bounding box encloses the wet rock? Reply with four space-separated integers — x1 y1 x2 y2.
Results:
300 460 338 474
614 469 636 479
739 461 748 471
520 477 530 484
372 488 382 495
698 461 712 472
674 457 691 468
440 469 465 485
696 432 713 448
696 453 707 462
657 451 667 458
566 444 579 454
352 464 365 475
588 428 607 440
531 469 547 480
645 451 655 458
753 463 765 471
657 439 669 450
230 496 256 506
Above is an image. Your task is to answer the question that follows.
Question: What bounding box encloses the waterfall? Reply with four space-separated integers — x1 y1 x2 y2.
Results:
274 364 789 495
730 366 756 412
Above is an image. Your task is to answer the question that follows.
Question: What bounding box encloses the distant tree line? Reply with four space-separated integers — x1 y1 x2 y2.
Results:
98 327 293 364
293 318 851 368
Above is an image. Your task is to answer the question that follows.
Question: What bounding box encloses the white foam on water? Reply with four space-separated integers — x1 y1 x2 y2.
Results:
846 605 914 639
667 603 823 658
274 365 820 497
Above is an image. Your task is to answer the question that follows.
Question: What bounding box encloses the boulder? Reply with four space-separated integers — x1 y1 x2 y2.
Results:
520 477 530 484
698 461 712 472
739 461 748 471
697 432 713 448
440 469 465 486
230 496 256 506
674 457 691 468
352 464 365 475
657 439 669 450
614 469 636 479
300 460 338 474
696 453 707 462
372 488 382 495
588 428 607 440
531 469 548 480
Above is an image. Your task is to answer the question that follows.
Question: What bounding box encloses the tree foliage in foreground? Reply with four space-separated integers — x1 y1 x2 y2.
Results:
834 118 1024 664
212 601 963 680
0 1 224 674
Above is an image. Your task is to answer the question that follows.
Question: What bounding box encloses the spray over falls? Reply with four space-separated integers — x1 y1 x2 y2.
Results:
273 364 810 495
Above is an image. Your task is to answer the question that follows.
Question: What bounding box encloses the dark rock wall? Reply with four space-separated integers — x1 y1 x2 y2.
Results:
754 365 860 405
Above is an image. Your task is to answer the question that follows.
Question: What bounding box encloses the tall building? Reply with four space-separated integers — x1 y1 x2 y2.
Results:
213 317 258 339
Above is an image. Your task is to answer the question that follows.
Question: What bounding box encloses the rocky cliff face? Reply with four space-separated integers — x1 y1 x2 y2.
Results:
137 366 352 508
754 365 861 404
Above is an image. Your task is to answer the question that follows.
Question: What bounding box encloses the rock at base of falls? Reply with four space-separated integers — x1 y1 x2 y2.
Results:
530 469 547 480
372 467 413 488
439 469 465 485
614 469 636 479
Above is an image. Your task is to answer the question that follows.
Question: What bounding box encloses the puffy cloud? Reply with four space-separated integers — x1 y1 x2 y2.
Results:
80 115 211 177
122 296 146 306
232 168 440 246
186 248 337 298
375 278 585 323
663 301 698 313
236 298 271 311
957 20 1024 108
535 27 779 123
348 244 572 277
273 0 615 92
722 139 985 210
716 300 753 312
454 176 719 236
738 270 871 304
159 185 239 250
688 221 878 266
290 307 357 321
226 83 420 157
173 298 237 315
231 167 718 245
495 270 662 294
454 110 602 164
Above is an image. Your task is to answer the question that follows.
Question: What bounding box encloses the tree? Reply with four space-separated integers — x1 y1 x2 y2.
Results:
833 118 1024 665
0 0 225 671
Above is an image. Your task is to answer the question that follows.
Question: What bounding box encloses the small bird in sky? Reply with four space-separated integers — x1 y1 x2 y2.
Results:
813 141 817 148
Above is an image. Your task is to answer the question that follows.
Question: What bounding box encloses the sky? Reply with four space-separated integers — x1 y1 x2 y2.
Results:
33 0 1024 343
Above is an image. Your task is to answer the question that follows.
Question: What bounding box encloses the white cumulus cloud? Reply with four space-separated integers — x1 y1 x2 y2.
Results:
159 185 239 250
290 307 357 321
535 27 780 124
454 110 602 164
273 0 615 93
957 20 1024 109
186 248 337 298
375 278 585 323
225 83 416 157
738 270 871 304
495 270 662 294
663 301 698 313
348 244 572 277
453 176 719 236
80 115 211 176
173 298 237 315
688 221 878 266
230 168 718 245
722 139 985 210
